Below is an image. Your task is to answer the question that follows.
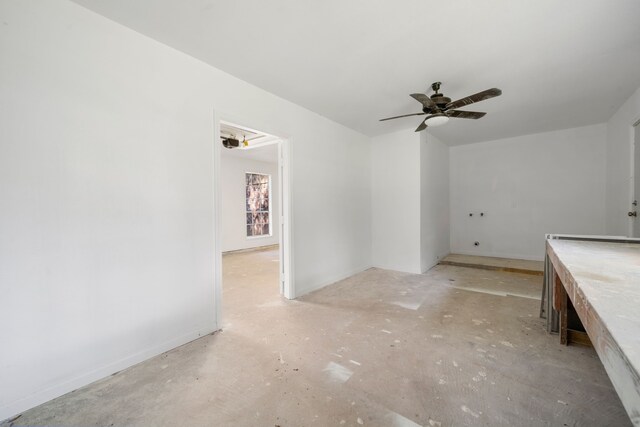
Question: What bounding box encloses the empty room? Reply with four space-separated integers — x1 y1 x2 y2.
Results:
1 1 640 426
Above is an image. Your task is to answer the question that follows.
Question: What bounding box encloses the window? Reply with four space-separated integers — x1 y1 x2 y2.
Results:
246 172 271 237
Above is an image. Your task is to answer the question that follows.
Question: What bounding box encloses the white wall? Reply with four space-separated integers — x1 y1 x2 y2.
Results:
371 130 422 273
221 153 279 252
371 129 451 274
420 133 450 272
291 126 372 295
0 0 371 420
450 124 607 261
605 87 640 236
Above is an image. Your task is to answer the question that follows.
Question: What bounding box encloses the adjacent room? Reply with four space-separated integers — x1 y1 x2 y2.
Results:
1 1 639 426
219 122 287 326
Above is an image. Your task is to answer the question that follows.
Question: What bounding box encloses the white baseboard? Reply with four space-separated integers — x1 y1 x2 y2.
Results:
222 244 279 255
0 325 217 423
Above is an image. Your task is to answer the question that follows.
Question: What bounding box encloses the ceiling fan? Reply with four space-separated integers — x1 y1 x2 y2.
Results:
380 82 502 132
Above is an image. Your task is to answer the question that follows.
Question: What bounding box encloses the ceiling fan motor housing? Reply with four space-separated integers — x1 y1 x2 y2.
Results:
424 95 451 112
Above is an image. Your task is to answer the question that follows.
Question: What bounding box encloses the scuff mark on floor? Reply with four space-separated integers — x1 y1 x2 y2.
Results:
322 362 353 383
461 405 480 418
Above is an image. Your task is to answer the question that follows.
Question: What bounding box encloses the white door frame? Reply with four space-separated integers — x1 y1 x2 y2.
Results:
212 112 294 330
631 118 640 237
278 139 295 299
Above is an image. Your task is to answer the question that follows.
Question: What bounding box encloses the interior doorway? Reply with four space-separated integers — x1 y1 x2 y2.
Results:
632 122 640 237
213 119 293 330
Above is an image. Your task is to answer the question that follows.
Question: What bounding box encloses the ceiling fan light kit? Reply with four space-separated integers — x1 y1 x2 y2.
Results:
380 82 502 132
425 113 449 127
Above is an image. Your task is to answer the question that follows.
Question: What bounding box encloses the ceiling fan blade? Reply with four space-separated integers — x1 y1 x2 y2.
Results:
379 112 426 122
410 93 438 111
446 88 502 110
415 119 428 132
447 110 487 119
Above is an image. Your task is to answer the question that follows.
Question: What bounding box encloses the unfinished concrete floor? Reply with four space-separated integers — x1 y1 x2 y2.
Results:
5 249 630 426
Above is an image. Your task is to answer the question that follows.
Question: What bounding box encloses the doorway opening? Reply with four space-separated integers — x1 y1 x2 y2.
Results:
213 120 293 330
632 120 640 238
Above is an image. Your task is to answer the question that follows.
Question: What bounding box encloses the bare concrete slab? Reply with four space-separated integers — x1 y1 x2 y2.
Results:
3 249 629 427
430 264 543 300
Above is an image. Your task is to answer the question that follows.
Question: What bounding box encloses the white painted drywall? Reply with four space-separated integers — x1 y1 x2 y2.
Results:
605 87 640 236
291 125 372 295
371 130 451 274
420 133 450 272
450 124 607 261
220 151 279 252
371 130 421 273
0 0 371 420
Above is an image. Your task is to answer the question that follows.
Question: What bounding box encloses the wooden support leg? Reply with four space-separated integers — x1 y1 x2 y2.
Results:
554 272 569 345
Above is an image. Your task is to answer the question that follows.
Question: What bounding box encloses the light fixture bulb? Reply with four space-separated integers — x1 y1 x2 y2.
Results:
425 114 449 127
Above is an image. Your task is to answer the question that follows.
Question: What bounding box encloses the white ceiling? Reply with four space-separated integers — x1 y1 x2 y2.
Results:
72 0 640 145
221 142 279 164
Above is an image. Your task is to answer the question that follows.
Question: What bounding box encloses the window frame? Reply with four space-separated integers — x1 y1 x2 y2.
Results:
245 171 272 239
